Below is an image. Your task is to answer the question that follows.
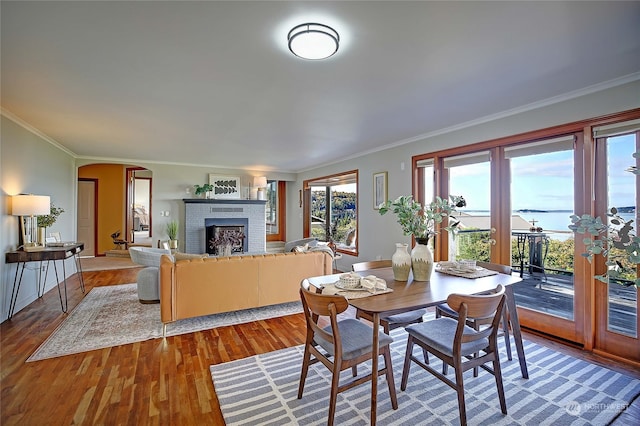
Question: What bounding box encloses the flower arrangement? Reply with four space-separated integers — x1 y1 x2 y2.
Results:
209 229 245 254
37 203 65 228
378 195 466 240
569 151 640 287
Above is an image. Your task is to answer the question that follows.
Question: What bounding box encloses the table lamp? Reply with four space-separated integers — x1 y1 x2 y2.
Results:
11 194 51 250
253 176 267 200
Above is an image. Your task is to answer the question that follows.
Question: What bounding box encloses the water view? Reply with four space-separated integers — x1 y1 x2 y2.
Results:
462 210 636 238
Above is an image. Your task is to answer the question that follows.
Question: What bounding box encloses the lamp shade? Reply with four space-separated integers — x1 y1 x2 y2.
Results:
11 194 50 216
288 23 339 60
253 176 267 188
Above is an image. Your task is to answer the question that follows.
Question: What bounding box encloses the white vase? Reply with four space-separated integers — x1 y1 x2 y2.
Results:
411 237 434 281
38 227 47 246
392 243 411 281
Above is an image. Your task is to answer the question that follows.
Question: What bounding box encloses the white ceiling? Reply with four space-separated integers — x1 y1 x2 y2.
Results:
2 1 639 173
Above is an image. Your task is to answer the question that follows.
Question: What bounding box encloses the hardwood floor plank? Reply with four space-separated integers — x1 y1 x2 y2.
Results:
1 268 638 425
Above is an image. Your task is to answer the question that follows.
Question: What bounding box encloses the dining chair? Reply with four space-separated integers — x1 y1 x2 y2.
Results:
298 279 398 425
435 261 513 373
352 260 428 334
401 284 508 426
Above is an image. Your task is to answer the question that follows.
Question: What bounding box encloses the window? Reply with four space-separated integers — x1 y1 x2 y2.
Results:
304 170 358 255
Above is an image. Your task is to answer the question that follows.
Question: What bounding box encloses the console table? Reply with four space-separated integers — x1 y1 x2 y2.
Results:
5 243 85 319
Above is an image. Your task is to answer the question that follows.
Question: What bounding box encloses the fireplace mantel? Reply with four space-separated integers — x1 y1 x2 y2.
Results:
184 199 266 254
183 199 267 205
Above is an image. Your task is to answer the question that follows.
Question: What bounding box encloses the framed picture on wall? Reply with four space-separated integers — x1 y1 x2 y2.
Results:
373 171 387 209
209 175 242 199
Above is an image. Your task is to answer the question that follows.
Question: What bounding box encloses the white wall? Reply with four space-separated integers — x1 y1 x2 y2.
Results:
1 116 77 321
289 80 640 272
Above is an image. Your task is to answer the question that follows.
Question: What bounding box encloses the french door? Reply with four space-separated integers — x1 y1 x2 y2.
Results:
592 129 639 359
413 111 640 362
506 135 580 342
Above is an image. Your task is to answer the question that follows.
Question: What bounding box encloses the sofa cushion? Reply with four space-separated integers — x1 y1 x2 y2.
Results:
173 252 209 261
258 252 331 306
173 256 260 319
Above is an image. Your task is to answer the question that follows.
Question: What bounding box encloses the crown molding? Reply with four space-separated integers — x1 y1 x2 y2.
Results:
1 108 77 158
5 72 639 175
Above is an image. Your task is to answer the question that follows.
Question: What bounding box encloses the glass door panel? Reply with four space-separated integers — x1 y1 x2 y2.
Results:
446 153 492 263
420 161 435 252
508 139 575 321
266 180 279 236
604 133 638 337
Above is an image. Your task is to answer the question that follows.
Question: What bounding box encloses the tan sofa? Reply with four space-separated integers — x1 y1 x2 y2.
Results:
159 251 332 326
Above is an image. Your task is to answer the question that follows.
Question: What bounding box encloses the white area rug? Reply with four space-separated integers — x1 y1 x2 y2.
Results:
27 283 302 362
211 330 640 425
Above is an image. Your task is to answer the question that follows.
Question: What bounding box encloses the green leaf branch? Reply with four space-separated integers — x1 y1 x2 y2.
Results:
194 184 213 195
569 150 640 287
37 203 65 228
378 195 466 239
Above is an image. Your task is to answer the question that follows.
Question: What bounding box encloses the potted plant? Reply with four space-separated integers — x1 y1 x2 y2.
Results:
37 202 65 245
166 220 179 250
379 195 466 281
569 152 640 288
378 195 466 239
194 183 214 199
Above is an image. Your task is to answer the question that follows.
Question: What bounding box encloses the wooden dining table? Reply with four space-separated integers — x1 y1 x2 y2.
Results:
306 266 529 425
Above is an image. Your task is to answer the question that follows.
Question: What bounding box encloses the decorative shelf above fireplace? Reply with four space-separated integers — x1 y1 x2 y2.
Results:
183 199 267 205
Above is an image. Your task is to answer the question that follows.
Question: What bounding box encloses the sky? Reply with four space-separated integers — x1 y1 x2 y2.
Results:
449 133 636 211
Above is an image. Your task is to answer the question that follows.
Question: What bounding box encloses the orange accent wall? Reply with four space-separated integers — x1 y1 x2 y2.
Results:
78 164 126 255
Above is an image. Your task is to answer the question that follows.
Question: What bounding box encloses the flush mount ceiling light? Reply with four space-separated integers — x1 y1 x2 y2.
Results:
288 23 339 60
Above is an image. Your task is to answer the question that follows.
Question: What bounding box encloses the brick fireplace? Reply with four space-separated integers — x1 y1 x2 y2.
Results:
184 199 266 254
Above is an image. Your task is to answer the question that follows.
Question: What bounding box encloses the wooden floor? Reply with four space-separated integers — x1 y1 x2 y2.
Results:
1 268 639 425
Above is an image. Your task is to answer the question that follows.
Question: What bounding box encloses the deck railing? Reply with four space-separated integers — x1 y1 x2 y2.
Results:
455 228 637 335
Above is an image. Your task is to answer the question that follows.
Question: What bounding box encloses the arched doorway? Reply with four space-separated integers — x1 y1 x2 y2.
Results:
77 163 152 256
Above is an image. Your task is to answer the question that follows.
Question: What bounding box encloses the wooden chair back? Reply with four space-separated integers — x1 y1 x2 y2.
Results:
401 284 508 424
351 259 392 272
297 279 399 424
300 285 349 317
446 285 505 343
447 284 504 320
299 280 348 347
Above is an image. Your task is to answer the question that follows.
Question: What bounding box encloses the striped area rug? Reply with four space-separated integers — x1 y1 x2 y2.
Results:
210 329 640 425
